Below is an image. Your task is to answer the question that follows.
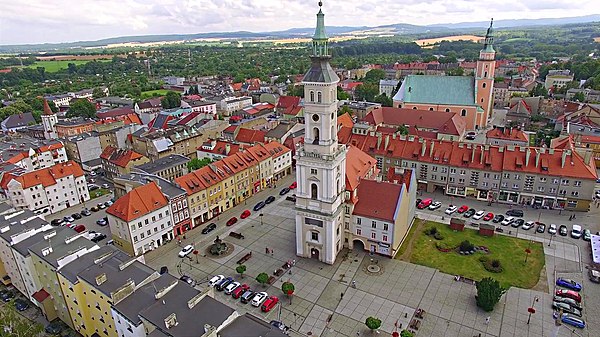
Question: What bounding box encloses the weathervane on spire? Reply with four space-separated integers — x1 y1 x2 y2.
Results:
318 1 323 7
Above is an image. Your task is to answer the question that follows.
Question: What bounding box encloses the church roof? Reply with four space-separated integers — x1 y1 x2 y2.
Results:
393 75 476 107
303 58 339 83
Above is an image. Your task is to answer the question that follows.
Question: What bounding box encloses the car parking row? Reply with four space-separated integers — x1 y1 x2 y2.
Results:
553 277 586 329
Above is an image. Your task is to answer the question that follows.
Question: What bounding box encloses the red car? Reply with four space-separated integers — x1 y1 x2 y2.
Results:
289 182 297 189
73 224 86 233
457 205 469 213
555 289 582 303
261 296 279 312
240 210 251 219
417 198 432 209
226 217 238 226
232 284 250 299
483 212 494 221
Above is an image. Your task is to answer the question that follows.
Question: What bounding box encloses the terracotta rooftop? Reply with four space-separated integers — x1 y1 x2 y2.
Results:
345 145 377 194
42 99 54 115
551 134 574 149
580 135 600 144
283 106 303 116
353 179 403 222
106 181 168 222
277 96 301 109
235 128 266 144
486 127 529 142
338 112 354 129
100 146 145 168
362 107 466 137
10 161 84 189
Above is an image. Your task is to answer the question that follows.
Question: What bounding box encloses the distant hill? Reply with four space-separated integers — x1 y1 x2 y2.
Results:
1 14 599 53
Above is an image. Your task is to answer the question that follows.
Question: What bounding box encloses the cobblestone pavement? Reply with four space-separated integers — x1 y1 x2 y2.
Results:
145 173 596 337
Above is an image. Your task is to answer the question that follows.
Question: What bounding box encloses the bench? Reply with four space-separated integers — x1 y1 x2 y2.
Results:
267 276 276 285
229 232 244 239
274 269 284 277
237 252 252 264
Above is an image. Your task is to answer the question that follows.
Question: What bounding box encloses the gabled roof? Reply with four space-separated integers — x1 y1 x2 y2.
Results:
283 105 303 116
486 127 529 142
2 113 36 129
393 75 476 106
277 96 301 109
106 181 168 221
43 99 54 115
9 161 84 189
337 113 354 129
353 179 403 222
100 146 145 168
363 107 466 136
97 107 134 119
345 145 377 199
235 128 266 144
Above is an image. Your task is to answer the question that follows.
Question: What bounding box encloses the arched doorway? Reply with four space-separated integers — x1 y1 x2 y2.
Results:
353 239 365 252
310 248 320 260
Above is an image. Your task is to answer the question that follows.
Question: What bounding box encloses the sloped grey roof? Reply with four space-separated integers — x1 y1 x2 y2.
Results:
303 57 340 84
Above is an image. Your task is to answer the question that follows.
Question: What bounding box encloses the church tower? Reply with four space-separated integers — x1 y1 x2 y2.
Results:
475 19 496 128
41 99 58 139
295 1 347 265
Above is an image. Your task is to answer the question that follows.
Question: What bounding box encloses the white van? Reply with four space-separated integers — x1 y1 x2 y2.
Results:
571 224 582 239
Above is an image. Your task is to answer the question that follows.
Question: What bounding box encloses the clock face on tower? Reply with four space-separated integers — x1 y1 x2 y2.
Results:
312 114 320 122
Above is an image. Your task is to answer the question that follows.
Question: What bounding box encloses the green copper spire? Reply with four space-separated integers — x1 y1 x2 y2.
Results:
312 1 329 57
482 19 495 53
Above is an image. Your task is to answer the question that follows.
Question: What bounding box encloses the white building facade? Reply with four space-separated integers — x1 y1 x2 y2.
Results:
295 3 348 265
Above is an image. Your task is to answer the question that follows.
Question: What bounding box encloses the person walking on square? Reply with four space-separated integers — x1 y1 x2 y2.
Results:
485 316 490 325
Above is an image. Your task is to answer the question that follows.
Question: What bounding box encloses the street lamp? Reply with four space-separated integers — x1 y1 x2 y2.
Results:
260 213 264 225
548 233 555 247
527 296 539 324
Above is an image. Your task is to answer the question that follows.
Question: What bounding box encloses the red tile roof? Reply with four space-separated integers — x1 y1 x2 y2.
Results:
32 289 50 303
283 106 303 116
43 99 54 115
363 107 466 137
231 83 243 91
337 113 354 129
353 179 403 222
486 127 529 142
106 181 168 222
198 140 241 156
100 146 145 168
235 128 266 144
10 161 84 189
277 96 301 109
262 141 292 158
580 135 600 144
223 125 238 134
345 145 377 194
97 107 134 119
551 135 574 149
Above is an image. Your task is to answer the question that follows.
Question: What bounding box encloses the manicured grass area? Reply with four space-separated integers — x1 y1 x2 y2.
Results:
90 188 110 199
408 221 545 289
26 59 109 72
141 89 171 99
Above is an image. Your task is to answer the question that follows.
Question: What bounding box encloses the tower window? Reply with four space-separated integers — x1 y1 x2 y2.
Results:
482 83 487 88
313 127 320 144
412 107 417 110
310 91 315 102
461 109 467 116
445 108 450 112
311 183 318 200
429 107 434 111
317 92 322 103
484 72 488 77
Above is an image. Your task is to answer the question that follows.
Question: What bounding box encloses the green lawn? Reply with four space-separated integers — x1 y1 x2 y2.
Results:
25 59 109 72
90 188 110 199
409 221 545 289
141 89 171 99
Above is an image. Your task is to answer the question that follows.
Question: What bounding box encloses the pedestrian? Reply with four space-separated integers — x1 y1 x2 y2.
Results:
271 248 274 256
351 280 356 288
340 292 344 300
485 316 490 325
569 215 572 221
266 247 269 254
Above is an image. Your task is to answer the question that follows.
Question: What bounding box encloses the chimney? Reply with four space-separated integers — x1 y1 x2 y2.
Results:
225 143 231 155
429 141 435 157
385 135 390 149
471 145 475 163
421 139 426 157
376 133 382 149
525 148 531 167
498 146 504 153
561 150 567 168
480 145 484 164
392 133 396 139
535 149 541 167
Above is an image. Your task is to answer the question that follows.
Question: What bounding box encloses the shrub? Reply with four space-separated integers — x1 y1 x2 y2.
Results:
433 232 444 240
459 240 475 252
425 227 438 236
435 242 454 251
479 256 489 263
482 259 503 273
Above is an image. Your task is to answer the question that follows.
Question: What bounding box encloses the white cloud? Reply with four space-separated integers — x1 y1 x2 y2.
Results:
0 0 598 45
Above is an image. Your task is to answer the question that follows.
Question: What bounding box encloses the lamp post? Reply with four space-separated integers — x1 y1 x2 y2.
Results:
260 213 264 225
548 233 555 247
527 296 539 324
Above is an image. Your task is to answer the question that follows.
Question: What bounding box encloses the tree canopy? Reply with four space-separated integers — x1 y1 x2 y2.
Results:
475 277 508 312
365 316 382 331
256 272 269 287
0 301 44 337
67 99 96 118
187 158 213 171
161 91 182 109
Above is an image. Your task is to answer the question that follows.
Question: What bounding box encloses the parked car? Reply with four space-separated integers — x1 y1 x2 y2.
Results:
265 196 276 204
556 278 582 291
50 218 64 226
0 290 14 302
208 275 225 287
506 209 524 217
465 131 477 140
73 225 86 233
101 183 110 189
571 224 582 239
552 302 582 317
289 182 297 189
522 221 535 230
179 275 195 286
72 213 82 220
472 210 485 220
536 223 546 233
555 289 581 302
240 289 256 304
216 277 234 291
91 233 107 243
417 198 433 209
97 202 106 209
445 205 458 215
226 217 238 226
492 214 504 223
279 187 291 195
201 223 217 234
558 225 568 236
178 245 194 258
159 266 169 275
63 216 75 223
253 201 266 211
463 208 476 218
240 210 251 219
561 314 585 329
96 218 108 226
104 200 113 207
251 291 269 307
224 282 241 295
90 206 100 212
232 284 250 299
501 217 514 226
511 218 525 228
483 212 494 221
270 320 290 333
45 320 66 335
548 224 557 235
14 298 29 311
552 296 582 310
428 201 442 210
88 184 100 191
589 269 600 284
261 296 279 312
457 205 469 213
81 209 92 216
583 229 591 241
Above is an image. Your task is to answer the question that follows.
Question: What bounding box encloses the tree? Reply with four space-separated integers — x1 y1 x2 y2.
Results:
67 99 96 118
236 264 247 278
446 67 464 76
372 93 393 107
397 125 409 135
355 83 379 101
337 105 353 117
336 86 350 100
363 69 386 84
529 83 548 98
256 272 269 287
187 158 213 171
92 87 106 99
281 281 295 304
573 91 585 102
161 91 181 109
400 330 414 337
475 277 507 312
365 316 382 332
0 301 44 337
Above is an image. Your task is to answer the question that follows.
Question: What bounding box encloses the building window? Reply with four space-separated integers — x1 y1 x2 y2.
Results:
311 168 317 175
311 183 318 200
461 109 467 116
383 224 388 231
310 91 315 102
311 232 319 241
383 235 388 242
357 218 361 225
371 221 376 228
482 83 487 88
371 232 376 239
317 92 322 103
356 228 361 235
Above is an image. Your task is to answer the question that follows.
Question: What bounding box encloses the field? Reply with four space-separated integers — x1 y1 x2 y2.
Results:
141 89 171 98
36 54 117 61
414 35 484 47
26 59 109 72
405 221 545 289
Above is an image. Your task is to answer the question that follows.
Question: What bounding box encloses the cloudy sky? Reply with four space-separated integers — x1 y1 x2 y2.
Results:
1 0 598 45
